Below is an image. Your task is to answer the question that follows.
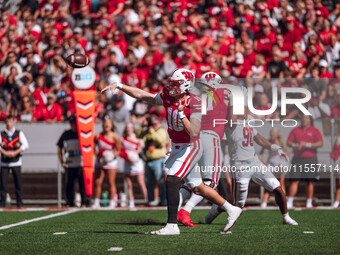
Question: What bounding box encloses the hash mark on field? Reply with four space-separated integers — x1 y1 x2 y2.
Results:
53 232 67 235
303 231 314 234
108 247 123 251
0 210 77 230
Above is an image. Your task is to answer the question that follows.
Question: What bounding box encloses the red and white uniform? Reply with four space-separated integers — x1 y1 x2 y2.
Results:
122 138 144 176
96 133 118 170
198 88 229 188
154 88 203 188
228 115 280 208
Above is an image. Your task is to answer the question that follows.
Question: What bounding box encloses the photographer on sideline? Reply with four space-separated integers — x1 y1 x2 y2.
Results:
0 115 29 208
57 114 87 207
137 115 168 206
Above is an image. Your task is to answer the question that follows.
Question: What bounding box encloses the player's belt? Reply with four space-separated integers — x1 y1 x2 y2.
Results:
201 130 220 139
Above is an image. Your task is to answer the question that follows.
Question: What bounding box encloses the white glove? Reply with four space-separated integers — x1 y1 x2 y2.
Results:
271 144 288 162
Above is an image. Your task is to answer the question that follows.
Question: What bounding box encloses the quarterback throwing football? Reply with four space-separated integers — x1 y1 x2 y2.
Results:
101 68 242 235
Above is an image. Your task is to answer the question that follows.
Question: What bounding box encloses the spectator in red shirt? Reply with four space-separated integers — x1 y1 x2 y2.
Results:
32 75 49 109
276 34 293 61
247 54 267 79
95 40 111 76
243 41 256 66
315 0 329 19
255 17 276 61
229 52 250 78
216 30 235 57
283 17 302 45
286 115 324 208
122 57 147 89
0 105 6 121
17 95 47 122
107 0 125 16
319 59 333 78
46 93 63 122
318 19 336 46
289 51 307 78
148 41 163 67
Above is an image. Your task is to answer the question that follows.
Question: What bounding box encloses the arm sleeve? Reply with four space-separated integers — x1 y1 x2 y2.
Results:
154 93 163 105
19 131 29 151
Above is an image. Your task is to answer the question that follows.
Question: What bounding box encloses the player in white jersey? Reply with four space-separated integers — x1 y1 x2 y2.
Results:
101 68 242 235
205 92 298 229
177 72 229 227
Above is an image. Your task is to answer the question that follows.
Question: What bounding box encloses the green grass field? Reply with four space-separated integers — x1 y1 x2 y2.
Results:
0 209 339 255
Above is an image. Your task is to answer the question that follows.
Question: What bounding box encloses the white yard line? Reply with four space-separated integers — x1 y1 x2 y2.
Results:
0 210 77 230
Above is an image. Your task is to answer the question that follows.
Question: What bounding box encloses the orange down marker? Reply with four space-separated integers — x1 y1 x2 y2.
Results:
74 90 96 196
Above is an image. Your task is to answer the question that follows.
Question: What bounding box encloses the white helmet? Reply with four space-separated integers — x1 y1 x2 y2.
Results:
199 72 222 90
167 68 195 97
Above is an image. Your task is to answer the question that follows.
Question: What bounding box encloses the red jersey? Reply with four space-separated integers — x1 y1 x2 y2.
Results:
107 0 125 14
33 88 49 108
283 28 302 45
318 29 336 46
201 88 229 139
320 71 333 78
122 69 147 88
156 88 201 143
256 32 276 60
46 103 63 122
287 125 323 158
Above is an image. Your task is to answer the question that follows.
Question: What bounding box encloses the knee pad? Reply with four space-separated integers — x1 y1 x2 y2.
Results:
203 178 217 189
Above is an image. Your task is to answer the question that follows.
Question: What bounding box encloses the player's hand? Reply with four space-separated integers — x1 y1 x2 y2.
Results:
100 83 117 95
178 97 190 112
278 148 288 162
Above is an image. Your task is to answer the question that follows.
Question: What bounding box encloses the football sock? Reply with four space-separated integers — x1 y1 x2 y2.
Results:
333 201 339 208
129 200 135 208
179 187 191 210
183 193 204 213
221 201 234 213
282 213 289 218
166 175 181 223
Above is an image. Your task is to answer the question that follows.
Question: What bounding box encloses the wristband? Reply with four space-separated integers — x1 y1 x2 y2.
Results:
306 143 312 148
178 111 186 119
116 82 123 90
270 144 281 152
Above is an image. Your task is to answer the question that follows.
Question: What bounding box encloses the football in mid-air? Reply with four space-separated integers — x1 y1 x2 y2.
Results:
66 53 89 68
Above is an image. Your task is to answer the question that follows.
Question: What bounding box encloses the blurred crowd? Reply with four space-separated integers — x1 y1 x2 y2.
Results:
0 0 340 124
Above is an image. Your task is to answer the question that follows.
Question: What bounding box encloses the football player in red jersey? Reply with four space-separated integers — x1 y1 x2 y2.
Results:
177 72 230 227
101 68 242 235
